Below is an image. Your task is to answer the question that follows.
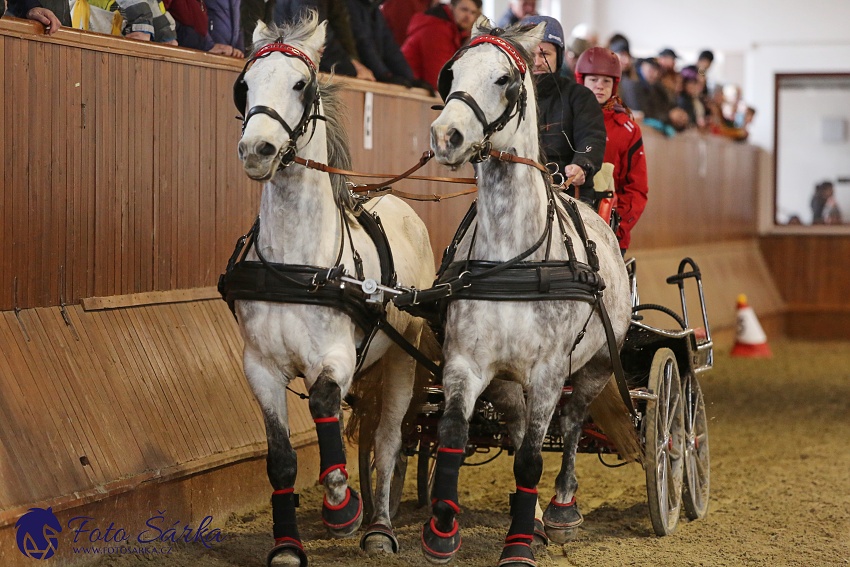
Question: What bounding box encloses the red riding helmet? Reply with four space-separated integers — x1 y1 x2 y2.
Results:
575 47 622 94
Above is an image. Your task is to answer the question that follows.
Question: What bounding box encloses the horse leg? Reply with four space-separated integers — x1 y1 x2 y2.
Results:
544 355 612 544
421 358 486 564
361 338 418 555
243 350 306 567
483 381 547 547
501 368 563 567
309 367 363 538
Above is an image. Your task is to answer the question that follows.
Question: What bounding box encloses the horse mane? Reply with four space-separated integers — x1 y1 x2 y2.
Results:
251 15 357 212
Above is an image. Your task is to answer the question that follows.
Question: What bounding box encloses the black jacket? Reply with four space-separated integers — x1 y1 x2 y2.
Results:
535 73 606 195
347 0 413 81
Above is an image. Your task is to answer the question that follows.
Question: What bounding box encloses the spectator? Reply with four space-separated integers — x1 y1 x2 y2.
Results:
207 0 243 53
496 0 534 28
165 0 243 56
569 22 598 47
6 0 68 32
401 0 481 91
574 46 648 252
119 0 177 42
608 35 635 81
521 15 606 203
620 57 688 134
705 84 748 141
241 0 273 53
563 35 589 78
346 0 432 91
696 49 714 94
676 65 707 129
657 47 680 99
381 0 434 48
274 1 375 80
811 181 841 224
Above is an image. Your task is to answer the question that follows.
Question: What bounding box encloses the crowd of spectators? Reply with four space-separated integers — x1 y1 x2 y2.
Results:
2 0 756 142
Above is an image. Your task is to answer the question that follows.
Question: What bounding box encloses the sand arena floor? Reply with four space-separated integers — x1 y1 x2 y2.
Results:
90 340 850 567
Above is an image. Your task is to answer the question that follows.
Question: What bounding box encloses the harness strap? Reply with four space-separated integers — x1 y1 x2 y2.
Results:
596 299 635 417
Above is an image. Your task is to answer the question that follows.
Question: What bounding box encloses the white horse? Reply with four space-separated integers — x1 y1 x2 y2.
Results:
422 19 632 566
227 14 435 566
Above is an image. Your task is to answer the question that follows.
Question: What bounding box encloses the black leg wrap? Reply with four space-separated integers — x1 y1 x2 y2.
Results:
315 418 347 483
432 448 464 509
542 495 583 545
499 487 537 566
269 489 307 567
321 487 363 537
532 519 549 547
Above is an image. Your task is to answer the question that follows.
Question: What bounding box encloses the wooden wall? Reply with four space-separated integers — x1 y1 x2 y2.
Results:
760 235 850 339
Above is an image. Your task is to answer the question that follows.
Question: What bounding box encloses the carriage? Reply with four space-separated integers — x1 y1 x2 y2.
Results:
357 255 713 538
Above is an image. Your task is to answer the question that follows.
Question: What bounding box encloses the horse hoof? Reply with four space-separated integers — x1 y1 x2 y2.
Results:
420 518 461 564
532 518 549 548
498 540 537 567
360 523 399 555
267 540 307 567
322 487 363 538
543 497 583 544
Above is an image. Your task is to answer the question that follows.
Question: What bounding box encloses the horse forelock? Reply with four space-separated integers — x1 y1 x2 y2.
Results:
470 24 534 75
251 12 321 60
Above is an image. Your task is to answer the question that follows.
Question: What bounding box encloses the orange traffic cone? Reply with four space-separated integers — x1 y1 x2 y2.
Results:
731 294 772 357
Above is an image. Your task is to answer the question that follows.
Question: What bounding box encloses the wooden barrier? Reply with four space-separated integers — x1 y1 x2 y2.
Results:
0 17 787 565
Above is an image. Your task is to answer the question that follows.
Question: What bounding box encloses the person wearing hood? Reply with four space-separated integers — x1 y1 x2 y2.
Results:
521 15 606 203
575 47 648 252
401 0 481 90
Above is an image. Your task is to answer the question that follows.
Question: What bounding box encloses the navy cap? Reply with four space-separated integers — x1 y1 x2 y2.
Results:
658 47 678 59
520 15 564 50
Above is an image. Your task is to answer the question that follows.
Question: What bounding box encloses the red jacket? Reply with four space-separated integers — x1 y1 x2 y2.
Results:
603 107 649 250
401 5 468 90
381 0 433 48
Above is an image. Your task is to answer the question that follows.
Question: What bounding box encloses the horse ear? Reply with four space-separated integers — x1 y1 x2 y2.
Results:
303 20 327 61
252 20 269 47
471 15 492 38
514 22 546 55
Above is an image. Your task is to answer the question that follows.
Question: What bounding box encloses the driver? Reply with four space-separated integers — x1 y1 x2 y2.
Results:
520 15 606 203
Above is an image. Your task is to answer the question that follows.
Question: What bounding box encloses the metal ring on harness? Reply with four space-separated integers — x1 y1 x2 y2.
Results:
458 270 472 288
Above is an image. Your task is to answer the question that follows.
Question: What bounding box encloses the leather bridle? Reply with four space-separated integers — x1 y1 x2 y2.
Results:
234 42 323 165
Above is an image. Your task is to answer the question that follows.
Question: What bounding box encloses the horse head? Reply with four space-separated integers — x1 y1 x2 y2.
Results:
430 17 544 167
235 16 326 181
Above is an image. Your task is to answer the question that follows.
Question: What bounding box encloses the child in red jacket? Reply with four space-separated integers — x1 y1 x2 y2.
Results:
575 46 649 253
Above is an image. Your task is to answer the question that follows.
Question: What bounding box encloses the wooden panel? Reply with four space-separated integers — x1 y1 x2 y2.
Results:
630 239 785 334
0 300 265 523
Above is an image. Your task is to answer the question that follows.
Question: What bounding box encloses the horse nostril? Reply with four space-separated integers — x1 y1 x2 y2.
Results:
257 141 277 157
448 128 463 148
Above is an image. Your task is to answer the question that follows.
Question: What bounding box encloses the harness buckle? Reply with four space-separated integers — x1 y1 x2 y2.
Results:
434 282 453 297
458 270 472 289
411 289 420 306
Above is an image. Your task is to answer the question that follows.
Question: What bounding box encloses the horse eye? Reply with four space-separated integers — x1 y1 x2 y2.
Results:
495 75 510 86
294 80 307 91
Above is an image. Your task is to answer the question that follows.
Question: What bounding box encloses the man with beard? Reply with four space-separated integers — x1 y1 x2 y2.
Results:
521 15 606 203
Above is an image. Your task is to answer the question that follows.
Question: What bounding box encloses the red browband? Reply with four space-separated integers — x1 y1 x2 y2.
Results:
252 42 316 71
469 35 527 76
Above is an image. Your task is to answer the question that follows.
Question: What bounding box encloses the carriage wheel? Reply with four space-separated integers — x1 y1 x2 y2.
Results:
416 440 436 508
682 372 710 520
358 426 407 522
643 348 685 536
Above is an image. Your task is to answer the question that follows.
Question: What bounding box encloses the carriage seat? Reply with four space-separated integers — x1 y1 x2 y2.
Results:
592 162 619 232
